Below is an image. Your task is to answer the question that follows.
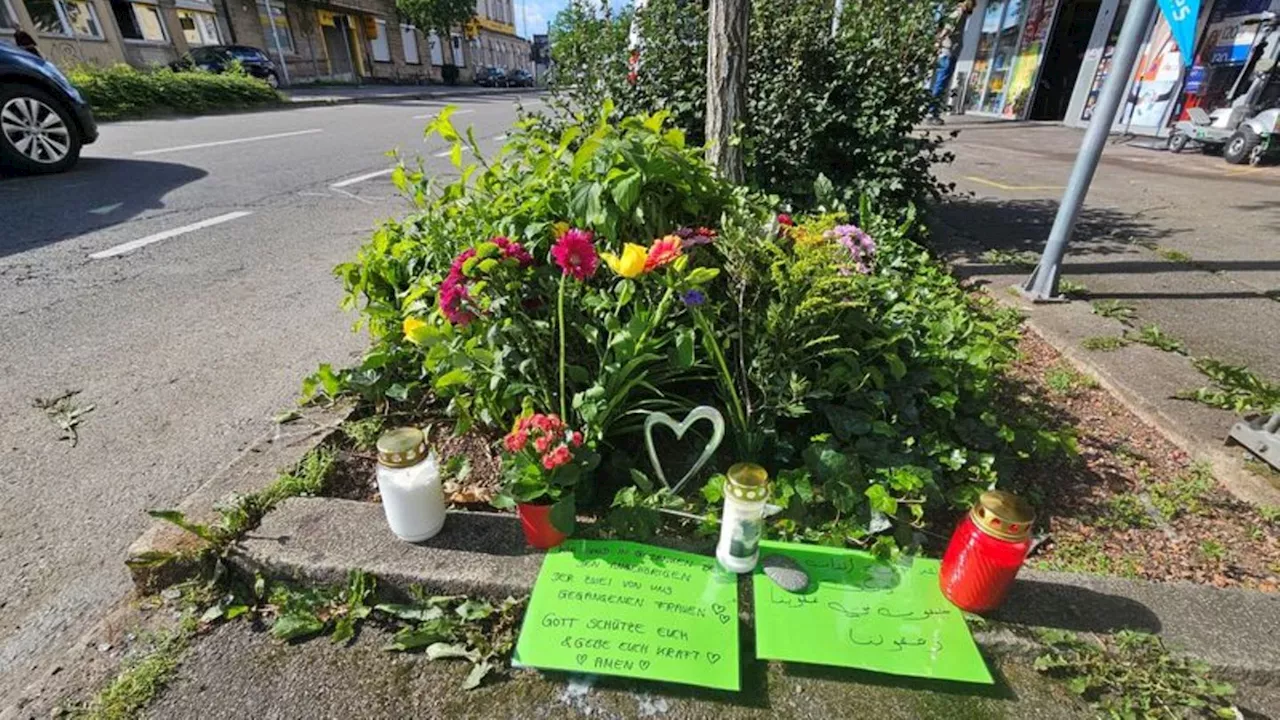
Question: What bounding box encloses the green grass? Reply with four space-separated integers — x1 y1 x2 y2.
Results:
1091 300 1137 323
1081 335 1128 352
1098 493 1157 530
1148 462 1216 522
1059 279 1088 298
980 249 1040 268
1036 539 1142 578
1156 247 1193 263
1035 630 1236 718
1177 358 1280 414
75 620 194 719
1200 539 1228 562
1044 362 1099 395
1127 324 1185 354
1258 504 1280 526
341 416 386 452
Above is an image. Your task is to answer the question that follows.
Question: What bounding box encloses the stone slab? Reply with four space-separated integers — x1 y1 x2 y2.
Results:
235 498 1280 684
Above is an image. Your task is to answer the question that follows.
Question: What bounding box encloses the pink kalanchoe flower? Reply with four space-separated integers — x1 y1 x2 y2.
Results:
570 431 583 448
550 228 598 281
541 444 572 470
493 236 534 268
438 277 476 325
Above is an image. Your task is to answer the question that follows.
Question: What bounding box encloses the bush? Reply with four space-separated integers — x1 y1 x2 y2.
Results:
311 106 1072 547
542 0 958 208
68 64 281 121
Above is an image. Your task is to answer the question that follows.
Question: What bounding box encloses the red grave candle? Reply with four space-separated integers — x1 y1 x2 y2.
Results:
939 490 1035 614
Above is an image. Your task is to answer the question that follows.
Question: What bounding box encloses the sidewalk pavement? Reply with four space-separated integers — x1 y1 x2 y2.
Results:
928 116 1280 506
280 83 540 107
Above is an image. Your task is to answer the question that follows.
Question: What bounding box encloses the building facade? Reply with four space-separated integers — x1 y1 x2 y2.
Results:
1 0 530 85
949 0 1280 136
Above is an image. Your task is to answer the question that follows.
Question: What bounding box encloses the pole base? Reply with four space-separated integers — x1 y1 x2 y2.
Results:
1227 412 1280 472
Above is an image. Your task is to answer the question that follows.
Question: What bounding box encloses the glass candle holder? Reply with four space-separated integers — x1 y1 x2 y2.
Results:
376 427 446 542
716 462 769 573
939 490 1034 613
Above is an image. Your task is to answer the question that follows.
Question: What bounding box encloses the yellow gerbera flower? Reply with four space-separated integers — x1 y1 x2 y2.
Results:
600 243 649 278
403 316 428 344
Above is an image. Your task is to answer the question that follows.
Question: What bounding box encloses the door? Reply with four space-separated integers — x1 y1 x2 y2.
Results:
323 16 354 80
1031 0 1104 119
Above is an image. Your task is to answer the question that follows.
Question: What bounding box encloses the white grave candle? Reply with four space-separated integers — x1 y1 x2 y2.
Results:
375 427 446 542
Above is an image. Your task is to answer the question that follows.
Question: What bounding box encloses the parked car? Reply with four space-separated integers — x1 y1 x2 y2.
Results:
474 66 508 88
0 43 98 174
171 45 280 88
506 68 535 88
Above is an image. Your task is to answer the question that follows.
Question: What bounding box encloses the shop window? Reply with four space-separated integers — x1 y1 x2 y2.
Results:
371 18 390 61
257 0 294 54
451 33 464 66
25 0 102 37
112 0 167 42
178 9 220 45
401 24 419 64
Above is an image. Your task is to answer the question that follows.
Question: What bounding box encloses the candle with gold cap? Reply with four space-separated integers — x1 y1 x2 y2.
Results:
939 490 1035 613
375 427 446 542
716 462 769 573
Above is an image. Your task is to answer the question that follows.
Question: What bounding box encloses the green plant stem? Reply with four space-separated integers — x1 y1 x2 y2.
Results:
694 308 747 443
558 273 567 419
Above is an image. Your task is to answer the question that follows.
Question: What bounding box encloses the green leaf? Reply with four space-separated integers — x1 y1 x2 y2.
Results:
629 468 653 493
610 171 642 212
375 604 445 622
434 368 471 391
384 619 455 651
271 611 324 641
147 509 217 542
685 267 720 285
426 642 476 661
331 614 357 645
675 329 695 368
462 660 494 690
549 495 577 534
455 599 495 621
449 142 462 168
615 279 635 307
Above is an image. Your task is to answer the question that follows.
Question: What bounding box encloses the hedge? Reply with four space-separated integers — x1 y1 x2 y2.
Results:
68 64 281 121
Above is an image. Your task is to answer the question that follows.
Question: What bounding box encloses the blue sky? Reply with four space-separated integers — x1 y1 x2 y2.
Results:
515 0 565 38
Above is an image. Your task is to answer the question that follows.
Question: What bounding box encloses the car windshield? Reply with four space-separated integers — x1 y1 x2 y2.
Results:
228 48 264 61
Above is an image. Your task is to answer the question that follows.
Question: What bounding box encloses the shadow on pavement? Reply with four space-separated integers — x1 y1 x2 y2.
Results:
994 580 1162 635
0 157 207 258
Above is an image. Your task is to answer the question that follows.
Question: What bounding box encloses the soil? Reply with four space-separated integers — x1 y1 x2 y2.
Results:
1003 331 1280 592
323 428 503 507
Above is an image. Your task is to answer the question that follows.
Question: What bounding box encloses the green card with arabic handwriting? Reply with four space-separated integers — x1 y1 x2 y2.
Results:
752 540 992 684
514 539 740 690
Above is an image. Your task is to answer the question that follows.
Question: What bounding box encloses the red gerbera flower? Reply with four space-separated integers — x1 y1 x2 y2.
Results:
550 228 598 281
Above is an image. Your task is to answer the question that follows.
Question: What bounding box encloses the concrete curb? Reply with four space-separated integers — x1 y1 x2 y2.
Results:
124 401 354 589
235 497 1280 685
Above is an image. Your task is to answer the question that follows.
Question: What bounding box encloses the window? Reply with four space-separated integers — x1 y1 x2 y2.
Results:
1 0 17 29
178 9 220 45
451 33 464 67
370 18 389 62
228 46 267 61
428 32 443 65
401 24 419 64
257 0 294 54
25 0 102 37
112 0 166 41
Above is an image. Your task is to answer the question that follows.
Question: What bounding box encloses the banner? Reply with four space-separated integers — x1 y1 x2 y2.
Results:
1156 0 1202 65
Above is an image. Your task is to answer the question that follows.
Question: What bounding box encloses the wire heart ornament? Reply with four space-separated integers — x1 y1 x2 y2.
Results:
643 406 725 495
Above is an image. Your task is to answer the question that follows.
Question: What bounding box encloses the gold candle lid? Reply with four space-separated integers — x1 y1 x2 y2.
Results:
726 462 768 502
376 427 427 468
970 490 1034 541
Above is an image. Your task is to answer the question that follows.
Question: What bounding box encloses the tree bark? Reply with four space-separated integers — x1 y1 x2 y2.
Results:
705 0 747 183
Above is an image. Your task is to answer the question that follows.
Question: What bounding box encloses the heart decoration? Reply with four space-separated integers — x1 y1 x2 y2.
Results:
707 652 722 665
643 406 725 495
575 653 588 666
639 660 652 671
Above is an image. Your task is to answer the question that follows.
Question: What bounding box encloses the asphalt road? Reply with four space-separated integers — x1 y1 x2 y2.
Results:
0 89 540 705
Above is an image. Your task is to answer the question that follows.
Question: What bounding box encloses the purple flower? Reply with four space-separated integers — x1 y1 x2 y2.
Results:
681 289 707 306
824 224 877 275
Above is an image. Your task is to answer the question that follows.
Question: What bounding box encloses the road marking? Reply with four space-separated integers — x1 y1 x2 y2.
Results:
88 202 122 215
133 129 323 156
492 133 508 141
412 109 474 119
89 211 252 259
964 175 1064 191
330 168 394 188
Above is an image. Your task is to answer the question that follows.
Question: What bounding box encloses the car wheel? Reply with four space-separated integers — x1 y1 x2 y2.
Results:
266 72 280 89
1167 131 1188 153
1223 127 1259 165
0 85 82 175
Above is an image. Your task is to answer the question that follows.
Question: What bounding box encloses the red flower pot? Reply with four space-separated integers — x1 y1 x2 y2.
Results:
517 502 568 550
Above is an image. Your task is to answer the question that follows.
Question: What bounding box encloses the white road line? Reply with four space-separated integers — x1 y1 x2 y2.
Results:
432 149 454 158
492 134 508 141
330 168 394 188
88 211 252 259
88 202 122 215
133 129 323 156
412 109 475 119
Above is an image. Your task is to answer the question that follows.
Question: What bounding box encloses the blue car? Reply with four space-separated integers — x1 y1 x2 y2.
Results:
0 42 98 174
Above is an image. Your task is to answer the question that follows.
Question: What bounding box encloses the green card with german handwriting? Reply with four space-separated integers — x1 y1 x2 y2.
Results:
752 540 992 684
514 539 740 690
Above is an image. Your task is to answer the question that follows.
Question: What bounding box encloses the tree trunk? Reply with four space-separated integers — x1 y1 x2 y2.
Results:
705 0 747 183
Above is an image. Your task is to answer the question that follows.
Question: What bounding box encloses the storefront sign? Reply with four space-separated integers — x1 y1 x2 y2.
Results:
752 541 993 684
1156 0 1201 65
514 540 740 691
317 9 335 27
